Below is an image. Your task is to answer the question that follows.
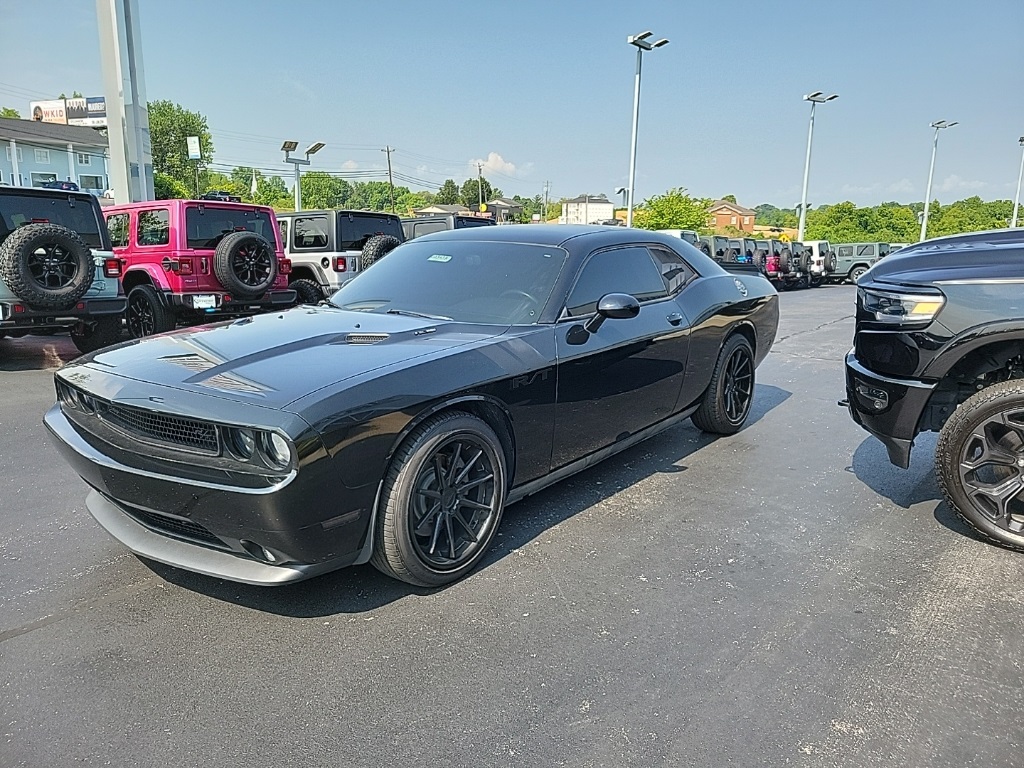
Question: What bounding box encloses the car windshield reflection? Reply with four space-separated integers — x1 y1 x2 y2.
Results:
331 240 569 325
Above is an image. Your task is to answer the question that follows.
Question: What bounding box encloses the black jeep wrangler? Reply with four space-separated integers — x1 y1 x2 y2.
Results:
845 229 1024 551
0 187 126 354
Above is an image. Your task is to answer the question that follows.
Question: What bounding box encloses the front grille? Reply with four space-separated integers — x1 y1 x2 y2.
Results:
119 501 226 548
100 401 219 455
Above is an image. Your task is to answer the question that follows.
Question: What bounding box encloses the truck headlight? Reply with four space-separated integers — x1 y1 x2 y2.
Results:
858 288 945 325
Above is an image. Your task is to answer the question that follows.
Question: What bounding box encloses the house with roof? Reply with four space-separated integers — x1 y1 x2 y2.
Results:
560 194 614 225
0 117 109 195
708 199 756 232
484 197 523 223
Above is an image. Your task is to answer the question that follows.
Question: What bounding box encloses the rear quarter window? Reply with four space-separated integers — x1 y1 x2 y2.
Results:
137 209 170 246
106 213 129 248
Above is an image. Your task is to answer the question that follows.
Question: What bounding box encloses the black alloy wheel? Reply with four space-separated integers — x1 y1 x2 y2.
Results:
232 241 274 287
936 381 1024 550
371 412 507 587
126 284 175 338
410 435 500 569
692 333 755 435
28 244 79 289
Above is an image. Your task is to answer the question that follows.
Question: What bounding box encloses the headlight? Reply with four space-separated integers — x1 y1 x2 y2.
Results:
225 427 256 460
259 432 292 470
858 288 945 324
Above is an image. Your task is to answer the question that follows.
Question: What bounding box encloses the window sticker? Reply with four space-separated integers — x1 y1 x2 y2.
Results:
427 254 452 263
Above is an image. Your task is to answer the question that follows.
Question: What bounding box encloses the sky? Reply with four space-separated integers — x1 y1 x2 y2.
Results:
1 0 1022 210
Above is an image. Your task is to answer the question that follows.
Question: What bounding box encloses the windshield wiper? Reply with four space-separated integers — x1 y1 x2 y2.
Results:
386 308 453 321
320 297 343 309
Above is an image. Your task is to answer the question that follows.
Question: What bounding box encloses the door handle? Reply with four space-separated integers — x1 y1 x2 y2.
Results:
666 312 683 326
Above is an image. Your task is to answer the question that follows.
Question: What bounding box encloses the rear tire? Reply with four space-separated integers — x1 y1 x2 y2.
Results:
371 412 507 587
691 334 755 435
126 284 175 338
850 266 868 283
71 315 122 354
290 278 324 305
935 380 1024 552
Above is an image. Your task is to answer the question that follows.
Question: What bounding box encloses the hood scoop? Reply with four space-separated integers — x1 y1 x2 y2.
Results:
345 332 390 345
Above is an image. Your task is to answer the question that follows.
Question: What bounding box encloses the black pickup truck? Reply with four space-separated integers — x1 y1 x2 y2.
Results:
845 229 1024 551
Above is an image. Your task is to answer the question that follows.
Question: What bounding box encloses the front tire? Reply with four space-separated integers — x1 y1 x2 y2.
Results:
691 334 755 435
850 266 868 283
371 412 507 587
935 380 1024 551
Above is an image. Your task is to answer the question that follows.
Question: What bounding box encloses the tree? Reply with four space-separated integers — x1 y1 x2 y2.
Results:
57 91 84 99
300 172 351 210
154 171 191 200
755 203 798 228
255 176 292 209
436 179 460 205
721 194 737 204
545 201 562 221
459 177 501 209
0 107 20 118
148 100 213 189
633 188 712 231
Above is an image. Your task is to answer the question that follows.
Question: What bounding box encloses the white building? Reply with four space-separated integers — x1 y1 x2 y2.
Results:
560 194 614 225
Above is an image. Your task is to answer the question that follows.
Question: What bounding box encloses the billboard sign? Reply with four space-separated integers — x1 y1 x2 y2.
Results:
186 136 202 160
29 100 67 124
29 97 107 127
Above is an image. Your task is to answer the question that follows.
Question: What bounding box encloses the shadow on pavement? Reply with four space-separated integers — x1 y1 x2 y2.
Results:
0 334 80 372
146 383 792 616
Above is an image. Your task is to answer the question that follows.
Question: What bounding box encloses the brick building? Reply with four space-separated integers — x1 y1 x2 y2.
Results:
708 200 756 232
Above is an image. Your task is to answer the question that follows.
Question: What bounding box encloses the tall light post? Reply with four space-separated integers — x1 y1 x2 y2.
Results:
1011 136 1024 228
283 140 325 211
625 30 669 228
797 91 838 241
919 120 957 241
615 186 629 208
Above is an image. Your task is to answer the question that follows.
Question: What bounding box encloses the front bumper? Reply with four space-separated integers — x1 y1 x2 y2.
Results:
168 289 296 316
44 403 373 585
0 296 127 329
845 351 935 468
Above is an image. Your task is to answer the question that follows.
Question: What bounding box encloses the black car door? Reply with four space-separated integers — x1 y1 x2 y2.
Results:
551 245 690 469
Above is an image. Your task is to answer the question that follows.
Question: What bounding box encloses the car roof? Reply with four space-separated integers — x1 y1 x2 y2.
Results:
277 209 399 218
0 186 95 201
417 224 711 251
105 199 276 213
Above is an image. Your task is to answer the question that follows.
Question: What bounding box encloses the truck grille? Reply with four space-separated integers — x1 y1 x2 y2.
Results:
99 401 219 455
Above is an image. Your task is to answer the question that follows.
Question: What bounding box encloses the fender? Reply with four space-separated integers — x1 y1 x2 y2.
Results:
922 321 1024 379
123 263 172 293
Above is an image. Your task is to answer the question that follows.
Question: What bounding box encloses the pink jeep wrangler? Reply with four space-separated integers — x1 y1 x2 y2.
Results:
104 200 295 337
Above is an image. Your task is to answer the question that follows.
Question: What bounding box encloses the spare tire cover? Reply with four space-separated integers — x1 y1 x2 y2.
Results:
213 231 278 299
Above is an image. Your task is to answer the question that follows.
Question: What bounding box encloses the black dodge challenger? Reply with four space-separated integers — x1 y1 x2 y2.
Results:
46 226 779 587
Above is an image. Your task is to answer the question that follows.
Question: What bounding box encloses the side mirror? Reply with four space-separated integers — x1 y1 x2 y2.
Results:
583 293 640 334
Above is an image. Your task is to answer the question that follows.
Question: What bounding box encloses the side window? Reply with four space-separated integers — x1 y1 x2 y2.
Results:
856 244 875 257
278 219 289 248
565 246 667 317
415 221 448 238
292 216 329 250
649 247 696 294
137 209 169 246
106 213 130 248
838 246 854 258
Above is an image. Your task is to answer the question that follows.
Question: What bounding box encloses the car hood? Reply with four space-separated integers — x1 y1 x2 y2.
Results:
864 241 1024 288
69 306 506 409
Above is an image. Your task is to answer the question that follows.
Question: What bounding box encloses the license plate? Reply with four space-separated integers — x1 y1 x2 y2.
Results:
192 294 216 309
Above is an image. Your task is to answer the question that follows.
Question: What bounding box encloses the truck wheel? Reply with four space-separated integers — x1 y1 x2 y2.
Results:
360 235 401 271
691 334 755 435
290 278 324 305
935 380 1024 552
213 231 278 300
778 249 792 273
71 316 122 354
126 284 175 338
0 223 95 309
826 252 838 273
850 266 868 283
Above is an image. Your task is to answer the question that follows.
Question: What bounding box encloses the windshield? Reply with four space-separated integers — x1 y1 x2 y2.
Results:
184 205 277 250
331 240 568 324
0 193 106 249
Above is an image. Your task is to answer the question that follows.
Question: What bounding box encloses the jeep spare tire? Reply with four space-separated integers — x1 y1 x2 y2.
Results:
213 231 277 300
360 235 401 271
0 223 95 309
778 248 792 273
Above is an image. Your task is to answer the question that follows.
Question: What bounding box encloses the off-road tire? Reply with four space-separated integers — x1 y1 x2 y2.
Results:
0 223 95 309
360 235 401 271
691 334 755 435
370 411 507 587
935 380 1024 552
850 265 869 283
290 278 324 305
126 284 175 338
213 231 277 300
71 315 122 354
826 251 838 273
778 249 792 273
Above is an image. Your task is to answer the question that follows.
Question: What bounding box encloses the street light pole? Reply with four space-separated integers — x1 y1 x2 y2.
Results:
282 140 324 212
797 91 838 242
625 30 668 228
920 120 957 241
1011 136 1024 229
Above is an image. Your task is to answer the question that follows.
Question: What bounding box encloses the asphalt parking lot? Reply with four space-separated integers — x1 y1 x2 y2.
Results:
2 286 1022 767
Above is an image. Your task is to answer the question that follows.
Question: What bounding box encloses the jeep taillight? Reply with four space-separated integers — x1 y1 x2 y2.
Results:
177 258 194 275
279 258 292 275
103 258 122 278
332 257 348 273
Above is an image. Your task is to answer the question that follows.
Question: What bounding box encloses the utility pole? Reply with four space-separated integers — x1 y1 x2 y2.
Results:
542 181 550 221
476 162 484 208
381 145 396 213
